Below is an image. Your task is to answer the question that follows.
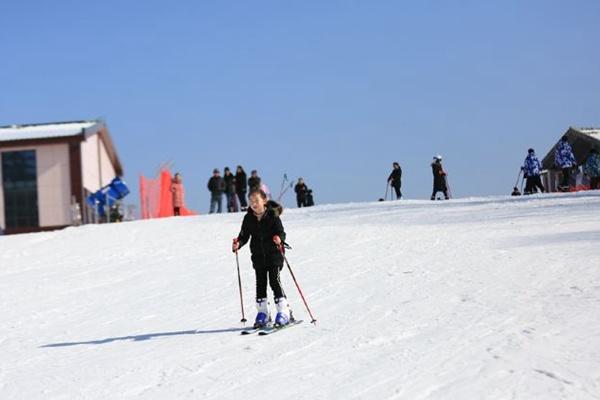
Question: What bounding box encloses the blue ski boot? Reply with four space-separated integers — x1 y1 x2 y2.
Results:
274 297 290 327
253 298 271 328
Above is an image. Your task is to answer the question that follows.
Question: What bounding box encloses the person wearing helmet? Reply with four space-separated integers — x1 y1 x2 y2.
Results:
430 155 449 200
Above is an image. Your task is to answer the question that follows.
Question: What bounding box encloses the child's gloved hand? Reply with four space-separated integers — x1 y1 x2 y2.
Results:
272 235 281 246
232 238 239 253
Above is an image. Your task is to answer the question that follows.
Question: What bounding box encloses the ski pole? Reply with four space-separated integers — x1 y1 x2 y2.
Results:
276 242 317 325
514 169 522 188
444 174 452 199
384 182 389 201
233 239 247 323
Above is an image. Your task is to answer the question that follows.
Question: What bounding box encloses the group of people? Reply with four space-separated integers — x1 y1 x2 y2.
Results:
518 136 600 195
207 167 314 214
385 155 451 201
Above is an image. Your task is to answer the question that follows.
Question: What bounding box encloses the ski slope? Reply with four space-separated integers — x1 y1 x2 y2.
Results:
1 193 600 399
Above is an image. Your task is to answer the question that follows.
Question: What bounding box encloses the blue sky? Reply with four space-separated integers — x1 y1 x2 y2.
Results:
1 1 599 211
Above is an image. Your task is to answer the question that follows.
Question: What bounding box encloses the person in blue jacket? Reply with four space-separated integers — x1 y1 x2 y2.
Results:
584 148 600 190
522 148 545 194
554 135 577 191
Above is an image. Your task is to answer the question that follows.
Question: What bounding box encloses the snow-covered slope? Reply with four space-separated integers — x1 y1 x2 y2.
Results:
1 193 600 399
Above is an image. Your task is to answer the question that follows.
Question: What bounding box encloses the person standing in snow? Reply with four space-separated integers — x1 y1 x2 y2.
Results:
232 189 291 328
170 172 185 216
294 178 308 207
207 168 225 213
430 156 449 200
583 148 600 190
235 165 248 211
223 167 238 212
554 135 578 191
248 170 261 192
522 148 545 194
387 162 402 200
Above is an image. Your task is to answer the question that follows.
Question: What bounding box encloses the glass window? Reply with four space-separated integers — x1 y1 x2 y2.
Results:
2 150 39 229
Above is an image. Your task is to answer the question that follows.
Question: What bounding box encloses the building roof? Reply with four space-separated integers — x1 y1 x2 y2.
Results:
0 119 123 176
0 120 97 142
541 126 600 170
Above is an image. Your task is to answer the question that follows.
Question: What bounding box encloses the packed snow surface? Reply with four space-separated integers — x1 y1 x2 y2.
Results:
1 193 600 399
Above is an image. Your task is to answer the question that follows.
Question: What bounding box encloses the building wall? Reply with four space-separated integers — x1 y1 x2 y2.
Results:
37 144 71 227
0 144 71 230
81 133 116 193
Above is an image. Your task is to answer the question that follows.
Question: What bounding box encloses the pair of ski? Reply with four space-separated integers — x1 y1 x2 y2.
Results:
241 319 303 336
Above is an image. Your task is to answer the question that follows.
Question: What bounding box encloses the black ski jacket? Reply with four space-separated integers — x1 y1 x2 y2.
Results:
387 168 402 187
295 183 308 200
248 176 261 192
431 162 447 191
237 201 286 269
235 171 247 194
207 176 225 194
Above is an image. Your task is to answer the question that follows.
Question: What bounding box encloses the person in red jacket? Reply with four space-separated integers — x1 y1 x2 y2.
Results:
170 172 185 216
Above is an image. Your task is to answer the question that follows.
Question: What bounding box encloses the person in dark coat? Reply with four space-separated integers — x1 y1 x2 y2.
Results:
235 165 248 210
207 168 225 213
305 189 314 206
294 177 308 207
223 167 238 212
387 162 402 199
232 189 291 328
430 156 449 200
248 170 261 192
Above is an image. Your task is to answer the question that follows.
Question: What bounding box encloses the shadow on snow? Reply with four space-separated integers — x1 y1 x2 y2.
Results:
40 327 246 348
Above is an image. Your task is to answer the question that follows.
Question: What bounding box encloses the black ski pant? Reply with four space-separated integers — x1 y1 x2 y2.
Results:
560 168 571 189
255 265 285 300
524 175 545 194
297 196 306 208
237 192 247 209
392 184 402 199
590 177 600 190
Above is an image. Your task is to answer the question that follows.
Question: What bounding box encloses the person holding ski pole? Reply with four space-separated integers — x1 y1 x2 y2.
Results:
387 162 402 200
232 189 291 328
522 148 545 194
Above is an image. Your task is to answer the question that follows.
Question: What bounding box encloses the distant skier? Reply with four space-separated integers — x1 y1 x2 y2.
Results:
583 148 600 190
522 148 545 194
387 162 402 199
554 135 577 191
294 178 308 207
232 189 291 328
207 168 225 213
430 156 449 200
170 172 185 216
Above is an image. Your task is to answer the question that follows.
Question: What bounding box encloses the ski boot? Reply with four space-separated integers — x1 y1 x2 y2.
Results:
274 297 291 327
253 298 271 328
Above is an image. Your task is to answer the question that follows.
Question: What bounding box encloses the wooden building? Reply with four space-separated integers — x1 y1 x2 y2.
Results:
0 120 124 234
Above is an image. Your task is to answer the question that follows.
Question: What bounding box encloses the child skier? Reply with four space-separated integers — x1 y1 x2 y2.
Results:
232 189 291 328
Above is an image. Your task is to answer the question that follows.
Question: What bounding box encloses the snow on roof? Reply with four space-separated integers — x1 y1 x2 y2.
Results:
573 127 600 139
0 121 98 142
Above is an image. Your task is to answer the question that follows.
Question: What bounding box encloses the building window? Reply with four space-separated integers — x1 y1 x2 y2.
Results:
2 150 39 229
